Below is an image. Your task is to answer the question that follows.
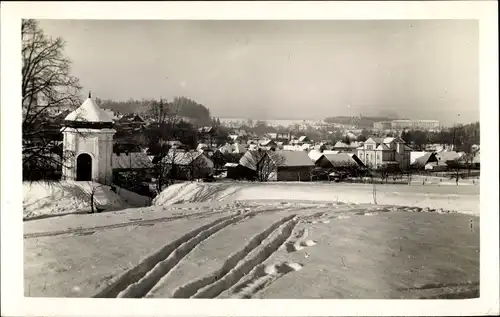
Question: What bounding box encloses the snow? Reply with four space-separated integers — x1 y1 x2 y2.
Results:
23 177 480 299
64 98 113 122
23 181 140 219
152 182 241 206
114 186 152 207
24 202 479 298
153 181 479 215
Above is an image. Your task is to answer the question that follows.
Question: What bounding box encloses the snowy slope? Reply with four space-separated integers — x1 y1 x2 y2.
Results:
152 182 241 206
23 181 134 219
153 182 479 215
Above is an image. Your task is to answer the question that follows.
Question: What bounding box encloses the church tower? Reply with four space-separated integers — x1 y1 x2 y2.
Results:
61 92 116 184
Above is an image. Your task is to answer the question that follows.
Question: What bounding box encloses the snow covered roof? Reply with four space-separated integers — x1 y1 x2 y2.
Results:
65 97 113 122
410 151 428 165
197 143 209 151
163 151 204 166
260 140 276 146
112 152 153 169
323 150 340 155
376 143 391 151
436 151 462 162
411 152 435 166
239 151 262 171
322 153 357 165
224 163 239 168
308 150 324 162
366 137 384 144
271 150 315 167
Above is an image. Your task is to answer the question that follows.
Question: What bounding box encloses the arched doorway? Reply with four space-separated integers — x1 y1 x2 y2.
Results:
76 153 92 181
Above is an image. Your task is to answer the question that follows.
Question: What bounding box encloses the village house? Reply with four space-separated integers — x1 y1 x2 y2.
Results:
264 132 292 143
315 153 365 170
218 142 247 154
112 151 155 184
162 150 214 180
308 149 340 164
230 150 264 180
198 126 217 144
117 113 145 126
282 144 312 151
290 135 311 146
259 139 278 151
333 141 362 152
267 150 315 182
356 137 411 170
435 151 465 164
410 151 441 170
230 149 314 181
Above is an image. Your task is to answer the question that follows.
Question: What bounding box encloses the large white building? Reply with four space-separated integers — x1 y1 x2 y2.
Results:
356 137 412 170
61 93 116 184
374 119 440 131
390 119 440 130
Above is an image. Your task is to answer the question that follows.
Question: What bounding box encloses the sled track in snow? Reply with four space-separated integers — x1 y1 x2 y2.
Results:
163 215 302 299
164 214 298 298
92 206 311 298
93 213 246 298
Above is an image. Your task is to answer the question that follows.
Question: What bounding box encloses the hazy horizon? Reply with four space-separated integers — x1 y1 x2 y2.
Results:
37 20 479 126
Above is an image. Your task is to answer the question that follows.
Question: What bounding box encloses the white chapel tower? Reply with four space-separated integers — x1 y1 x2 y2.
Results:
61 92 116 184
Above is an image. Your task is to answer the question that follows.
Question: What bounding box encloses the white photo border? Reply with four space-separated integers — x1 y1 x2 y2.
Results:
1 1 498 316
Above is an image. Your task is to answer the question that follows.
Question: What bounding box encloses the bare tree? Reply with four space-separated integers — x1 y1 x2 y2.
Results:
259 151 286 182
447 159 464 186
243 150 285 182
22 19 82 180
403 168 414 185
146 98 184 192
87 181 105 213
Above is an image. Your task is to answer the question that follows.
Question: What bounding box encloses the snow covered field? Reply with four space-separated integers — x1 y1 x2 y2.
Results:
153 182 479 215
24 181 479 298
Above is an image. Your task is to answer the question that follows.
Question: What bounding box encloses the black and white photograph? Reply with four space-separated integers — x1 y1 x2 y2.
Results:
1 1 498 317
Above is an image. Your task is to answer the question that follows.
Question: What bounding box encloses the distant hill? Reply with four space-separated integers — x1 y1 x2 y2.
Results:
97 97 211 125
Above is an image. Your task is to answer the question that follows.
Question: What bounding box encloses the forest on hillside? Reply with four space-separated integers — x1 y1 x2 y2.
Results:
97 96 212 125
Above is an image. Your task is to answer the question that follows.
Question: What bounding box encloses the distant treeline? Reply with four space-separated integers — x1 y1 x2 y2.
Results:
97 96 212 125
323 116 401 127
401 122 479 152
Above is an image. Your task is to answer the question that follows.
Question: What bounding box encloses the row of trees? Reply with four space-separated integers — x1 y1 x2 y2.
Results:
401 123 480 152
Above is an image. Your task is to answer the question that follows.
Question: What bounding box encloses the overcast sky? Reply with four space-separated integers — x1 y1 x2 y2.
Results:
38 19 478 125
